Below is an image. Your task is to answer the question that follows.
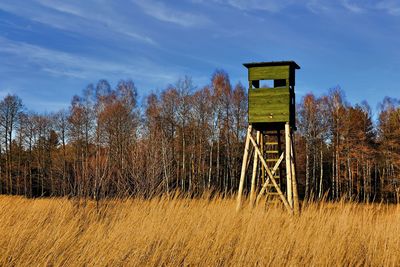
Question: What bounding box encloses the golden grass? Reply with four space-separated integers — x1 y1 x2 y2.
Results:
0 195 399 266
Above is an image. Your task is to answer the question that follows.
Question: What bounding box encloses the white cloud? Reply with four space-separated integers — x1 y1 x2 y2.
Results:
376 1 400 16
133 0 211 27
0 0 156 45
307 0 400 15
0 37 178 83
36 0 84 17
36 0 157 44
306 0 332 14
341 0 365 13
222 0 294 12
346 0 400 15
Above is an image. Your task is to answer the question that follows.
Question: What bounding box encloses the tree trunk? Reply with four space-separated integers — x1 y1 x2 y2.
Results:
319 140 323 199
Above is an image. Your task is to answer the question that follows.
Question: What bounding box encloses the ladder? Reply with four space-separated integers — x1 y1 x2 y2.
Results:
263 130 285 205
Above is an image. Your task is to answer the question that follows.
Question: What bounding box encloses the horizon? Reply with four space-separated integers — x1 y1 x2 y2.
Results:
0 0 399 114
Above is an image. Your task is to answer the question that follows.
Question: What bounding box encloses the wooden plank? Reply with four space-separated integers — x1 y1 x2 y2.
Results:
250 98 289 110
249 104 289 110
250 110 289 117
249 97 289 104
285 123 293 209
260 134 265 185
291 133 300 215
249 98 289 108
236 125 252 212
248 88 289 98
249 87 289 94
249 103 289 110
249 114 289 124
250 131 260 207
248 87 290 124
249 106 289 113
248 65 289 81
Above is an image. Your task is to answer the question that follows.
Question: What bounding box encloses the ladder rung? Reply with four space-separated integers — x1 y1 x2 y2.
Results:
266 159 279 162
267 182 280 187
265 142 278 145
266 150 279 154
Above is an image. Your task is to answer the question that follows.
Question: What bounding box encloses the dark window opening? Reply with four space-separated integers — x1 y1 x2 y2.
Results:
274 79 286 88
251 80 260 88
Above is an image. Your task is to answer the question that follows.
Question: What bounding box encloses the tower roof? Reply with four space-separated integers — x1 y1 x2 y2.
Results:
243 61 300 69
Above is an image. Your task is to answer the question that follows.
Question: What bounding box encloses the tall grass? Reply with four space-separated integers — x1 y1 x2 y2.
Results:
0 195 399 266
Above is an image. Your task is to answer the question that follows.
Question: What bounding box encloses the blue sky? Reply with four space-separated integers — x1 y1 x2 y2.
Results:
0 0 399 114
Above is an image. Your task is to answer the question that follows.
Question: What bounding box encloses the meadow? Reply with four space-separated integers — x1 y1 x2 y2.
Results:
0 195 399 266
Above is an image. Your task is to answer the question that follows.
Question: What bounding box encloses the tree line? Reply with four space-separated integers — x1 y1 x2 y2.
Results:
297 90 400 202
0 70 399 202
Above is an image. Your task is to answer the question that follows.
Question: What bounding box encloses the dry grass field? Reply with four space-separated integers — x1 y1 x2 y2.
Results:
0 195 399 266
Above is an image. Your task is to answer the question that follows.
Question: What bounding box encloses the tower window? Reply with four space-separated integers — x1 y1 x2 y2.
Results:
274 79 286 88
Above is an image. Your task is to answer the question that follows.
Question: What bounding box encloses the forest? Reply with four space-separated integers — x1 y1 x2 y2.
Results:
0 70 399 202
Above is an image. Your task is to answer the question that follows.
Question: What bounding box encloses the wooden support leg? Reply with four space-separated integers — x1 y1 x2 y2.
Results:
260 134 265 185
285 123 293 209
249 131 260 207
291 133 300 214
236 125 252 211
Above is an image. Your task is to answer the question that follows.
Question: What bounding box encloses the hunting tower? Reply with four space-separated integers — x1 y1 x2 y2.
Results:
237 61 300 214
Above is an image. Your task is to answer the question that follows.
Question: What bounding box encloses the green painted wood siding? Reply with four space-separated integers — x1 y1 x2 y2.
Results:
248 65 289 81
248 87 290 123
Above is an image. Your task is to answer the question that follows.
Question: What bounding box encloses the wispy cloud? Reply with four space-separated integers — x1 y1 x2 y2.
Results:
306 0 331 14
133 0 211 27
376 0 400 16
221 0 294 12
306 0 400 16
341 0 364 13
0 0 156 45
0 37 179 83
36 0 157 45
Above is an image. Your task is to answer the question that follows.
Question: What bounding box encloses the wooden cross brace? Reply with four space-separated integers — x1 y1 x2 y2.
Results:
247 134 293 213
256 152 284 205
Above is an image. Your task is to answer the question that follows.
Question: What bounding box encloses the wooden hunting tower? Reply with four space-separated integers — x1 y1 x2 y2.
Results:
245 61 299 130
237 61 300 214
